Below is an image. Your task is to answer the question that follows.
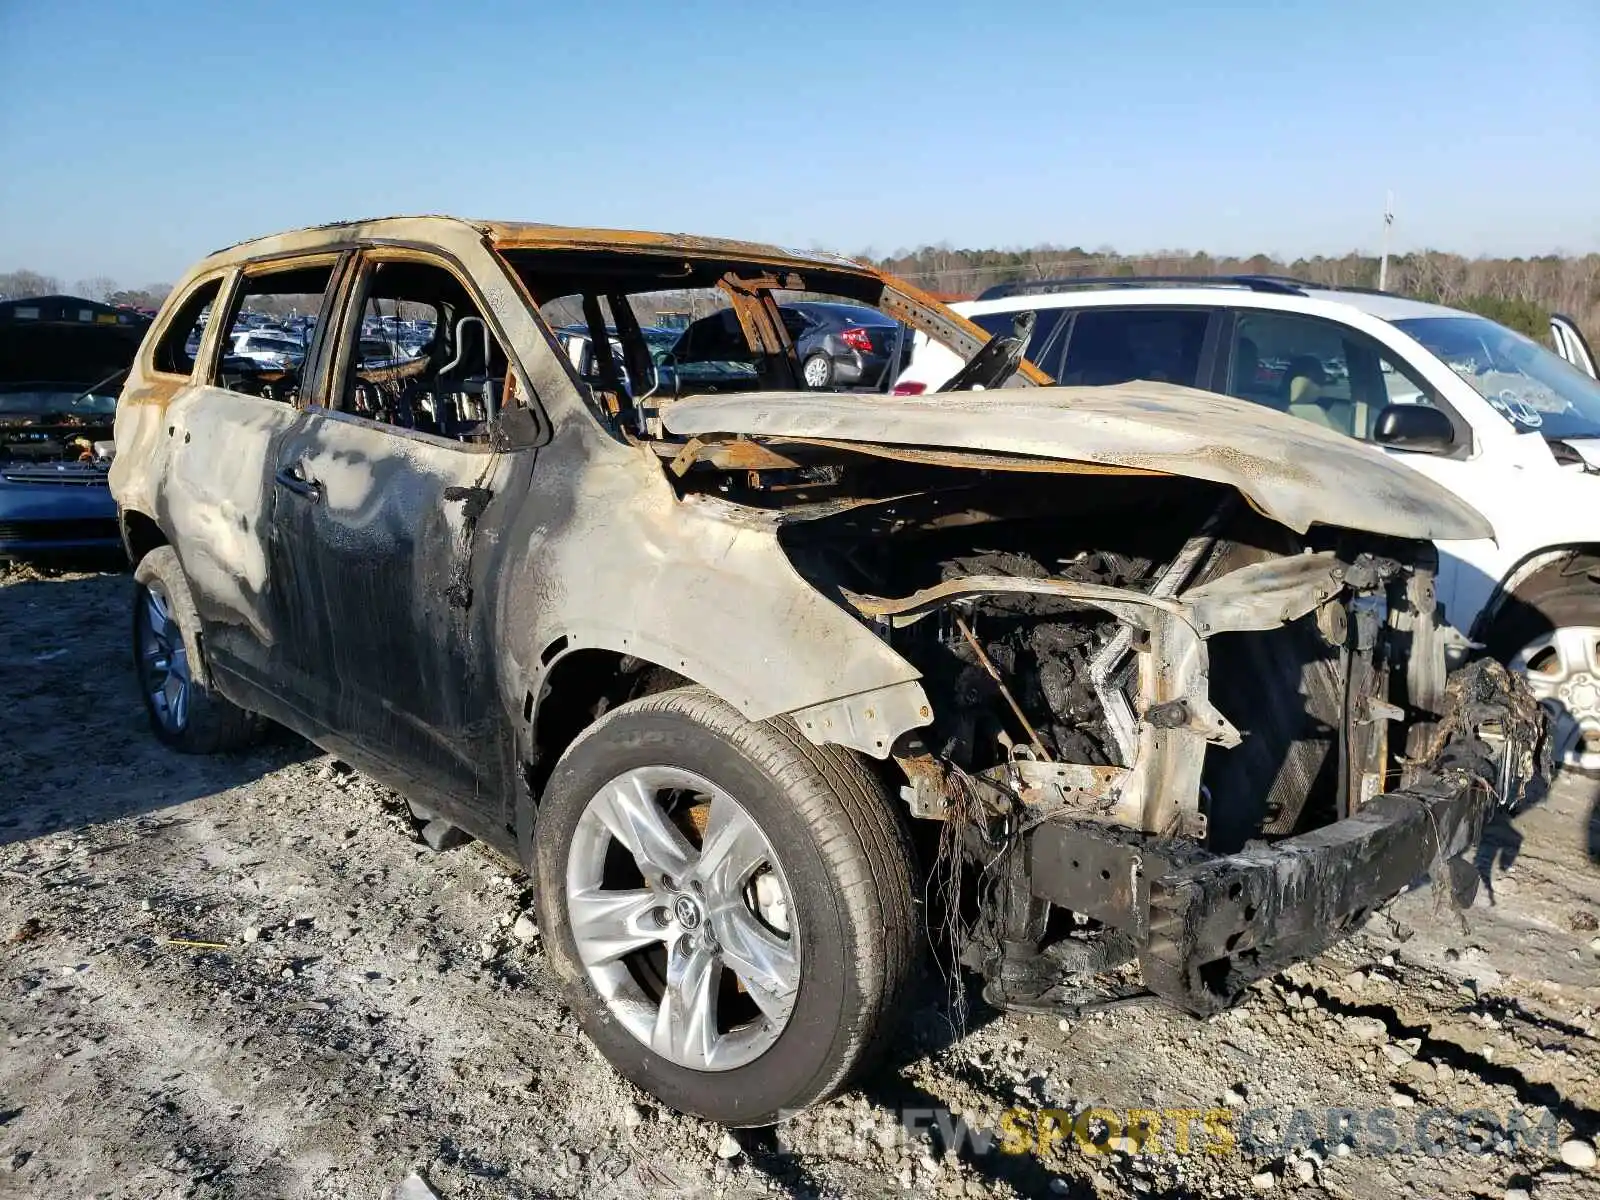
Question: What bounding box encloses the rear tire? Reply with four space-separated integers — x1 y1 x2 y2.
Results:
131 546 261 754
532 686 917 1125
802 353 835 388
1485 563 1600 777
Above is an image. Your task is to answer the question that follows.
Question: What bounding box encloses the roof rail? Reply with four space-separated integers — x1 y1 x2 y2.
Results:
975 275 1309 301
1231 274 1397 296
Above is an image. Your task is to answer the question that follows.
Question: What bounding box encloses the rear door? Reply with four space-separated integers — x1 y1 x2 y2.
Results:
161 256 346 700
262 249 533 823
1056 305 1217 388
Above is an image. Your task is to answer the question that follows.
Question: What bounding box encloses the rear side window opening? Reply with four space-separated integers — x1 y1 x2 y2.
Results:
211 261 337 404
152 277 224 377
1057 307 1211 389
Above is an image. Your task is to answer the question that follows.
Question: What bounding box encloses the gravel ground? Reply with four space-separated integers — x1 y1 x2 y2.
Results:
1 566 1598 1200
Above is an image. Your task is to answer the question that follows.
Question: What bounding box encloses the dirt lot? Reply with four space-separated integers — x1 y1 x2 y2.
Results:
1 567 1598 1200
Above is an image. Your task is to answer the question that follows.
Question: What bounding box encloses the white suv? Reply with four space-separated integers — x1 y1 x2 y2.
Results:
896 277 1600 772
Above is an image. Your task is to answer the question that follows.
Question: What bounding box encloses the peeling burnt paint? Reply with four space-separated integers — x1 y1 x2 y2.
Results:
442 484 493 609
660 387 1493 542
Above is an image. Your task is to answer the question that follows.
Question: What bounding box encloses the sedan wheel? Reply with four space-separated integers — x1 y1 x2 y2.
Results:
565 765 800 1071
1510 625 1600 773
802 353 833 388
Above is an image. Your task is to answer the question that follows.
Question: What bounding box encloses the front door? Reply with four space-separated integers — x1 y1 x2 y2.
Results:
262 251 529 828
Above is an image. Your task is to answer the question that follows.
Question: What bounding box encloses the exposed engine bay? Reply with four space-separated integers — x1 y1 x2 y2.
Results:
0 303 140 469
747 463 1546 1015
0 413 114 466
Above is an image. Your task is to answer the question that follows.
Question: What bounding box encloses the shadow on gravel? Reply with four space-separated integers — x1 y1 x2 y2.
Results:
744 973 1053 1197
0 732 317 849
1589 789 1600 869
0 570 315 848
1472 774 1600 900
1296 980 1600 1139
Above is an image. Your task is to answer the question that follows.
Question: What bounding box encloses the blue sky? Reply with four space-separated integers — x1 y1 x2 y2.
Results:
2 0 1596 285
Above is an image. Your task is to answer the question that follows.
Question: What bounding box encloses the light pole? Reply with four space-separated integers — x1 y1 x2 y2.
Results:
1378 191 1394 292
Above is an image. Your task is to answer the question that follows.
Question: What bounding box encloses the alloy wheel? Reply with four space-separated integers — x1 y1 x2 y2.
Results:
564 766 800 1071
136 581 191 734
1510 625 1600 773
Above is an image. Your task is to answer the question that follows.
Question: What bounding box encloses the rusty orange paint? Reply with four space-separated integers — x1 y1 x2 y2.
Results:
119 376 185 409
481 222 877 277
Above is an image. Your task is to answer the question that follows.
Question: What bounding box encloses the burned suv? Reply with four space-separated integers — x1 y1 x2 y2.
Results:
112 217 1542 1126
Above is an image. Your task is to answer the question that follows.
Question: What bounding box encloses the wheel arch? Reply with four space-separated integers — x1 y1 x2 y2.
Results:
119 507 169 567
131 543 215 692
515 644 693 869
513 638 929 871
1472 543 1600 641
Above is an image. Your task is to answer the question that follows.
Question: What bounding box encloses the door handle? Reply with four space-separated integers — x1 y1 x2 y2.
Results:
273 464 322 502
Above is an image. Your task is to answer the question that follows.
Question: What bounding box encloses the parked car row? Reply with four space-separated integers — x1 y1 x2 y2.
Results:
102 216 1549 1130
552 299 913 400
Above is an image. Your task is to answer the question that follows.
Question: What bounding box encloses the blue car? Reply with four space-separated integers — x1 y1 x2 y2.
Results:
0 296 149 558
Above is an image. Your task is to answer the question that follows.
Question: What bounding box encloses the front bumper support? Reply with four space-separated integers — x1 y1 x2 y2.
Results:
1024 658 1544 1015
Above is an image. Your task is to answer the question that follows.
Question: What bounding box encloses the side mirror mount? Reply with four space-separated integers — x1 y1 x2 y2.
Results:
1372 403 1455 453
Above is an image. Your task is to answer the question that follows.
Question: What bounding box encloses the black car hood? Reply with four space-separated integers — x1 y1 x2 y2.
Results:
0 320 147 389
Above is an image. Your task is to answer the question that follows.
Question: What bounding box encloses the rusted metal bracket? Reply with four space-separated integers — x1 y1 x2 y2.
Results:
668 434 805 477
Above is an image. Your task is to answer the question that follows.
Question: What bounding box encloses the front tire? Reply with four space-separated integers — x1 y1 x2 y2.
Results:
533 686 916 1125
132 546 260 754
1486 565 1600 776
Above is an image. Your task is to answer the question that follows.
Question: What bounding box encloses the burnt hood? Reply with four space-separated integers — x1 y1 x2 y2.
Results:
659 382 1495 543
0 305 148 389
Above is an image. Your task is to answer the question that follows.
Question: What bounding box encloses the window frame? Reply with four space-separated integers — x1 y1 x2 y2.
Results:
147 272 232 381
971 306 1073 380
1213 308 1473 458
316 244 545 452
202 252 347 401
1055 304 1222 390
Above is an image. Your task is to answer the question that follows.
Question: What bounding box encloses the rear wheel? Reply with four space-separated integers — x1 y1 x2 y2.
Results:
1486 567 1600 776
132 547 260 754
533 686 916 1125
802 353 834 388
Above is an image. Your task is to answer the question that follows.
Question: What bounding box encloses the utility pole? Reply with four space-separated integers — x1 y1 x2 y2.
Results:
1378 191 1394 292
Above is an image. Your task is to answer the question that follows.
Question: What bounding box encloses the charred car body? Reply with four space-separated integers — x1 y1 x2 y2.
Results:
0 296 148 556
111 218 1542 1125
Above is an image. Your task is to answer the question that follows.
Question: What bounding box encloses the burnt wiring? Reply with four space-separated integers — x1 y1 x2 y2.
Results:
926 765 986 1035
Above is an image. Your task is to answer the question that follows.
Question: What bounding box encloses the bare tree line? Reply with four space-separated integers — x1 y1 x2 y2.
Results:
0 269 174 313
871 247 1600 342
8 249 1599 344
